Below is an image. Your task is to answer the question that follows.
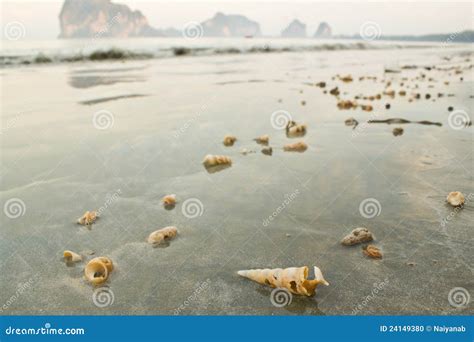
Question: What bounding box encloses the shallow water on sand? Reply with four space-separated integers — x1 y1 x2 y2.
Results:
0 45 473 315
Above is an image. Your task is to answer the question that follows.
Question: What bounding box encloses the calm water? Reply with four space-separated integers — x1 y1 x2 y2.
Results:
0 38 473 315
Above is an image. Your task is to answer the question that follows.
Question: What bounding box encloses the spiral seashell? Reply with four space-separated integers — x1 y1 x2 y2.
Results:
223 135 237 146
283 141 307 152
202 155 232 168
77 211 98 226
238 266 329 296
162 194 176 208
147 226 178 246
446 191 465 207
63 250 82 263
84 257 113 285
254 135 269 145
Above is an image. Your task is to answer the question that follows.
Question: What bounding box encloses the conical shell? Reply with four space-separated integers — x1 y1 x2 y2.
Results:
84 257 113 285
283 141 307 152
237 266 329 296
223 135 237 146
162 194 176 207
447 191 465 207
63 250 82 263
254 135 269 145
147 226 178 245
202 155 232 168
77 211 98 226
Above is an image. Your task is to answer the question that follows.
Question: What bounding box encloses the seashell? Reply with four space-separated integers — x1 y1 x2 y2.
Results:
238 266 329 296
363 245 383 259
77 211 98 226
345 117 358 127
254 135 269 145
392 127 404 136
84 257 113 285
329 87 340 96
446 191 465 207
384 89 395 97
240 148 255 155
340 75 353 83
360 104 373 112
202 155 232 168
337 100 357 110
223 135 237 146
283 141 307 152
147 226 178 246
398 90 406 96
63 250 82 263
162 194 176 208
261 147 273 156
341 227 374 246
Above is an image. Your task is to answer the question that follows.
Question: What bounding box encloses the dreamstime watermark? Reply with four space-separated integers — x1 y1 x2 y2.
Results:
182 21 203 40
351 112 378 138
448 287 470 309
359 21 381 41
172 96 216 139
352 277 389 314
441 192 473 227
181 198 204 218
0 114 22 135
270 110 292 130
97 189 122 217
93 13 121 39
359 198 381 219
3 198 26 219
174 278 211 314
448 110 471 130
0 274 40 313
4 323 85 336
92 287 114 308
3 21 26 41
92 110 115 130
270 288 292 307
263 189 300 226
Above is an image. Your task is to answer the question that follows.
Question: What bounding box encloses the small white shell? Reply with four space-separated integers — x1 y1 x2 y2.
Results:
147 226 178 245
63 250 82 263
447 191 465 207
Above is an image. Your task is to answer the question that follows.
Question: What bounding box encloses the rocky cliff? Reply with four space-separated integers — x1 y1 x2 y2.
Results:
281 19 306 38
314 22 332 38
58 0 166 38
201 12 261 37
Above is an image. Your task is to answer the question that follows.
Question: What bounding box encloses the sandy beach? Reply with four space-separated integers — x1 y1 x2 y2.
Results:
0 39 473 315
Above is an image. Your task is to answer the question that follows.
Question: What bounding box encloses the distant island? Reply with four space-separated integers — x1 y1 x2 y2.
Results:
58 0 473 42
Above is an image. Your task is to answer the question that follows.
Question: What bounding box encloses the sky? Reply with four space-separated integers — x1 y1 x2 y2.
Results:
1 0 473 40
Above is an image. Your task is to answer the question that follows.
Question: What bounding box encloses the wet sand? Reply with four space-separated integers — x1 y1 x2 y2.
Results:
0 44 473 315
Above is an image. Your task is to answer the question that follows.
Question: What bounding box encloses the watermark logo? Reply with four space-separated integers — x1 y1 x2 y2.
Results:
174 279 211 315
448 110 470 130
263 189 300 226
270 110 292 130
359 21 381 41
3 198 26 219
182 22 203 40
352 278 389 314
3 21 26 41
181 198 204 218
92 110 114 130
359 198 381 219
448 287 470 308
270 288 292 307
92 287 114 308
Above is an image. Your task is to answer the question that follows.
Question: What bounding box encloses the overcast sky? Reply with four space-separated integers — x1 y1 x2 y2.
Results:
1 0 472 39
